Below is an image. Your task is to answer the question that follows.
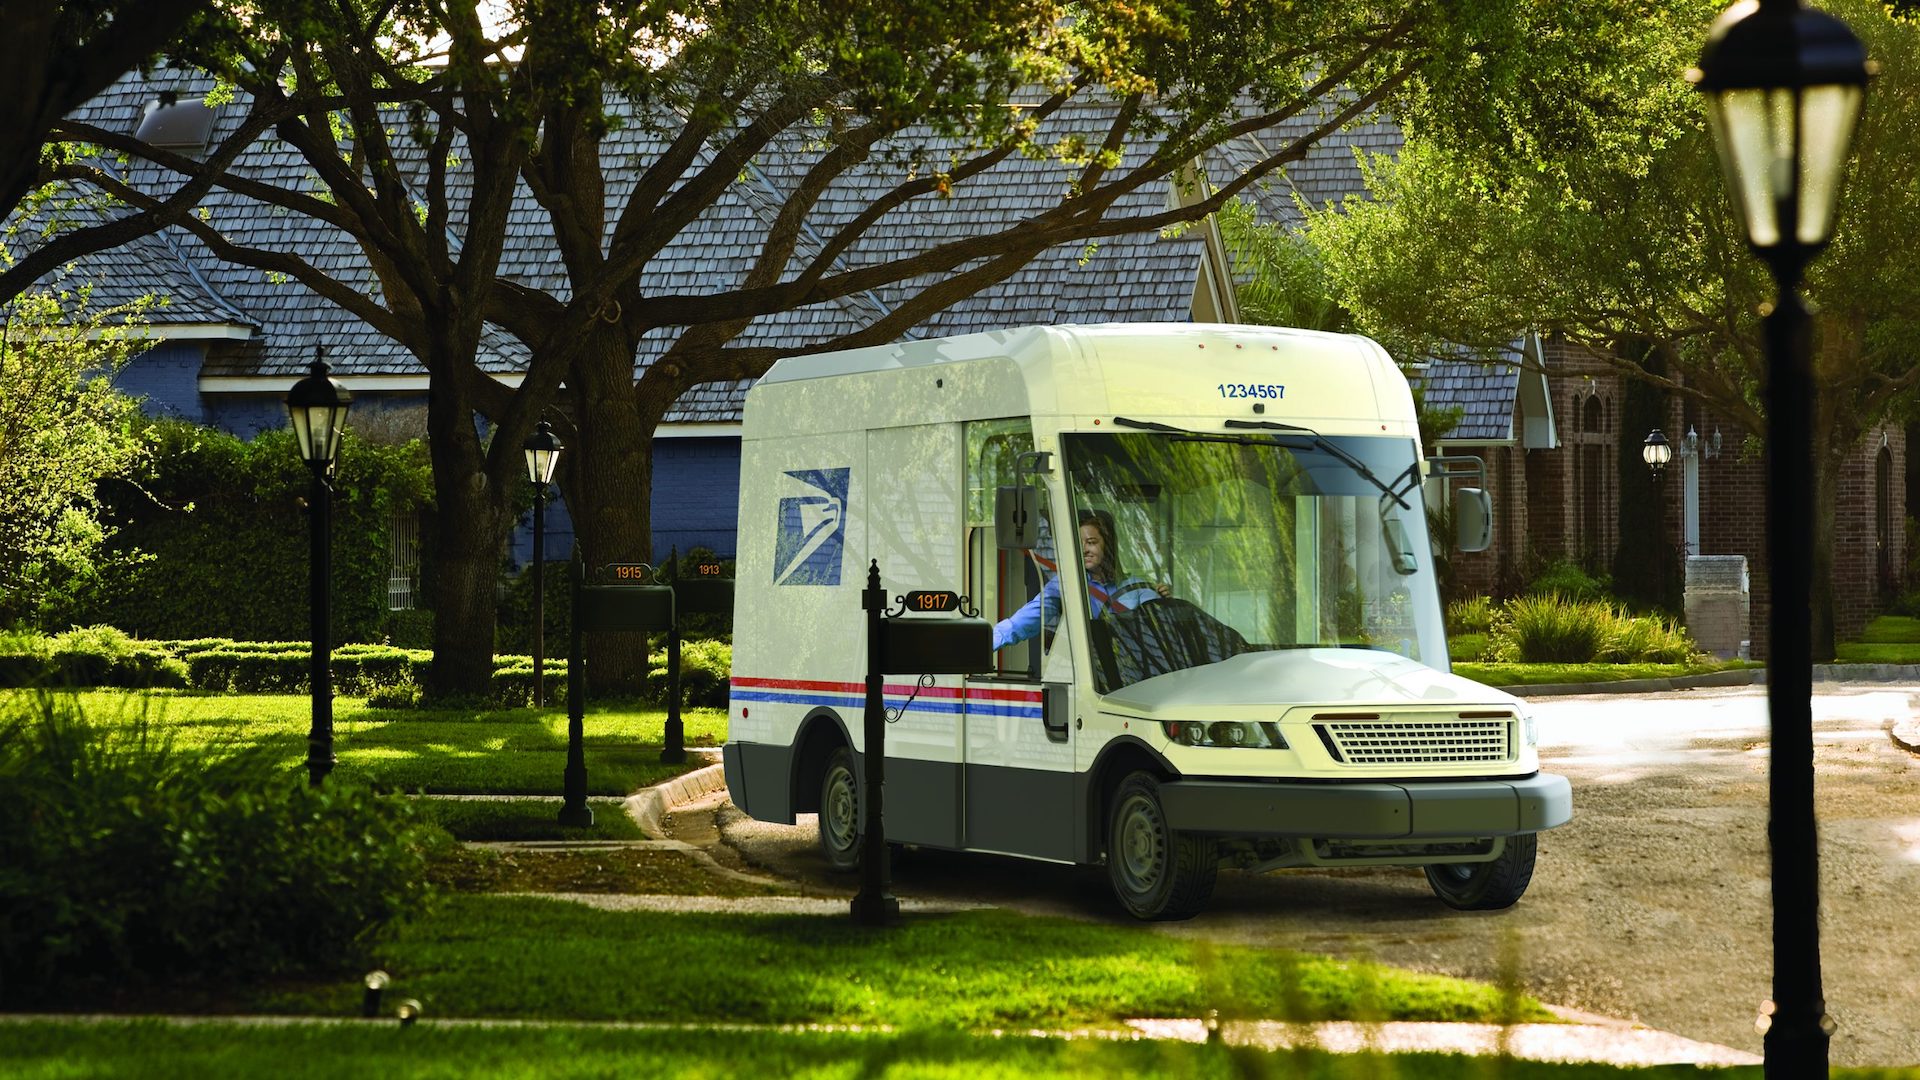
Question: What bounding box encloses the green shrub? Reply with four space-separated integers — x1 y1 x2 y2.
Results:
0 695 443 996
1601 613 1699 664
648 637 732 708
365 681 423 709
1523 559 1613 604
1489 595 1612 663
0 629 54 686
1445 596 1495 636
0 627 186 689
489 658 571 707
78 420 431 644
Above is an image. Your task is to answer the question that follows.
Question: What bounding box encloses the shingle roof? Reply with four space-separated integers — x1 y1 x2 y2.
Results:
50 71 1209 422
1416 341 1529 443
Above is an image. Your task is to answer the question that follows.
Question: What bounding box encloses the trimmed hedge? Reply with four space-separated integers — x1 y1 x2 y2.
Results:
0 626 187 689
0 628 731 707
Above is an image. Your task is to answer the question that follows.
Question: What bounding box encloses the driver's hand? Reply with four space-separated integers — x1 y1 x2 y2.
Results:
1154 582 1171 598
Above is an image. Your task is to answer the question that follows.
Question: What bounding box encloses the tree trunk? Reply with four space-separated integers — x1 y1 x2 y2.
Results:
1809 397 1844 664
566 328 656 695
422 379 515 699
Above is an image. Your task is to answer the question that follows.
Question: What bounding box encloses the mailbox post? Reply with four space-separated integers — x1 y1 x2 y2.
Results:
849 561 994 926
560 558 675 826
662 549 735 765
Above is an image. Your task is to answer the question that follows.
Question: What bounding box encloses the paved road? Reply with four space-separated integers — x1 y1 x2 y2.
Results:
710 685 1920 1067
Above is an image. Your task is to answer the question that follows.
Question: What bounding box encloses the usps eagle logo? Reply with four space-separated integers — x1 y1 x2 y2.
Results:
773 468 849 586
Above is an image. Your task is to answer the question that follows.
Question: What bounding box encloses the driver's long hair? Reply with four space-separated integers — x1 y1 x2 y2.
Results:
1077 508 1122 583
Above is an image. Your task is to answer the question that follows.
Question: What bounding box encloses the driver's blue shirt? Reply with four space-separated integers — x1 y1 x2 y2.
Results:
992 572 1161 650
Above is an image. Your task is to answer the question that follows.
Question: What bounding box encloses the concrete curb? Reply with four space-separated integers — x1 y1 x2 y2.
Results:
1501 668 1766 698
1891 716 1920 756
624 761 728 840
1503 664 1920 697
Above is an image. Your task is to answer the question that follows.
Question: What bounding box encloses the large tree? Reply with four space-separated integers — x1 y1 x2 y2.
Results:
33 0 1679 692
1305 0 1920 659
0 1 218 225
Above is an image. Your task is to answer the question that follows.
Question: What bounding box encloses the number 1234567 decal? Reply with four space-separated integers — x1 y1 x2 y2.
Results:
1219 383 1285 399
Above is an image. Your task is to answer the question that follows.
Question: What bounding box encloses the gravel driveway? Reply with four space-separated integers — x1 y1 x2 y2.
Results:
711 685 1920 1067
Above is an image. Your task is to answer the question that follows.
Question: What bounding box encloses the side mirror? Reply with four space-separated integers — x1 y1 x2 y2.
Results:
1455 488 1493 553
1382 518 1419 575
996 485 1039 550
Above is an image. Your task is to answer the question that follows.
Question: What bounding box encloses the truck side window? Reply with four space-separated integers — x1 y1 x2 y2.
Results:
966 419 1050 679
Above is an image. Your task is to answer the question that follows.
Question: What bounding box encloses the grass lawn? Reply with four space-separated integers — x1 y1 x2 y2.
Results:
430 846 786 897
414 798 650 841
1453 660 1758 688
0 1021 1849 1080
1836 615 1920 663
229 896 1549 1030
3 690 727 795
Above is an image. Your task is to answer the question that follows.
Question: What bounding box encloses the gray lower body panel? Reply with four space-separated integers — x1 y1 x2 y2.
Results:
725 740 794 824
724 740 1072 860
1159 773 1572 840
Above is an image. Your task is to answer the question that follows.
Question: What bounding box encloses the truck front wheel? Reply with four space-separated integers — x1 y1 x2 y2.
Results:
1425 833 1537 910
818 746 860 872
1107 772 1216 920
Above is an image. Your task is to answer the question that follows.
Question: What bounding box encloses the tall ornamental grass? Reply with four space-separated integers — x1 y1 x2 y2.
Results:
1488 595 1699 664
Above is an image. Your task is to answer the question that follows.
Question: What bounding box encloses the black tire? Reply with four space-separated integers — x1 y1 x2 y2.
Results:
818 746 860 872
1425 833 1537 910
1106 771 1217 920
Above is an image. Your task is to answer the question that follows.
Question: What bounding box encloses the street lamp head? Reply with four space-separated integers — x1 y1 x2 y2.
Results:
524 420 563 487
1644 428 1673 478
1687 0 1871 260
286 348 352 470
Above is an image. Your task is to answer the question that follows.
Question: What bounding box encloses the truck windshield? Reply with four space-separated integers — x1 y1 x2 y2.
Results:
1061 431 1447 694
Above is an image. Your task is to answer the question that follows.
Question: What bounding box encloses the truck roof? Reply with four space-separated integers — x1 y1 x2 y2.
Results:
747 322 1416 437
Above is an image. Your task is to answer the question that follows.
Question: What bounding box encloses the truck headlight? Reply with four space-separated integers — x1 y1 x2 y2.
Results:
1522 711 1538 748
1162 721 1288 749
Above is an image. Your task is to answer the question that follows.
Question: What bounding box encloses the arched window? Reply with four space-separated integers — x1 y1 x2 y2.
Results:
1582 395 1603 434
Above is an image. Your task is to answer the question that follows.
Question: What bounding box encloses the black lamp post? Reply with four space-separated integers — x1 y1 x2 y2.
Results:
287 348 352 787
1642 428 1673 481
523 421 562 708
1689 3 1870 1074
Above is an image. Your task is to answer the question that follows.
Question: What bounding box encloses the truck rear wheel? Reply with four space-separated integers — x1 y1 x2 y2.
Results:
1425 833 1537 910
1107 771 1216 921
818 746 860 872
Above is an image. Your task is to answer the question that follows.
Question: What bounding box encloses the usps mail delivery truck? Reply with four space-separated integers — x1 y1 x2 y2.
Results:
723 323 1571 920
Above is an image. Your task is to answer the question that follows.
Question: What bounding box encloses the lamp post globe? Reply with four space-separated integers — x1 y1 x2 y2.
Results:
285 348 352 787
1689 0 1871 272
287 351 353 472
1689 3 1869 1075
522 421 563 708
1642 428 1673 479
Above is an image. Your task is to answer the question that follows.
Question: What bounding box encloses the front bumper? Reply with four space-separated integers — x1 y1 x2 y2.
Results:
1159 772 1571 839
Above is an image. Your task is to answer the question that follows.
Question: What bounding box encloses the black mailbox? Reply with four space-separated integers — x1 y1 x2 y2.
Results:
672 577 735 616
576 583 675 632
882 617 994 675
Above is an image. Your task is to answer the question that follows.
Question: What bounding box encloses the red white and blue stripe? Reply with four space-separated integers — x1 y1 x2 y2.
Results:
730 677 1044 719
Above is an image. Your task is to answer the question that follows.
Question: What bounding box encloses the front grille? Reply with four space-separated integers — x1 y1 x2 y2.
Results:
1317 718 1513 765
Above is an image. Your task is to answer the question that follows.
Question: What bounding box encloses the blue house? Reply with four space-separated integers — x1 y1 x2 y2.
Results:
32 69 1505 617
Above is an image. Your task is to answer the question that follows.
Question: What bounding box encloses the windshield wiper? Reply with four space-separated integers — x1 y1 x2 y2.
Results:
1224 419 1410 510
1113 416 1186 433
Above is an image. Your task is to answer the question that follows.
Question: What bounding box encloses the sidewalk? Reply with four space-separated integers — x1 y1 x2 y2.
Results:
0 1010 1763 1068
